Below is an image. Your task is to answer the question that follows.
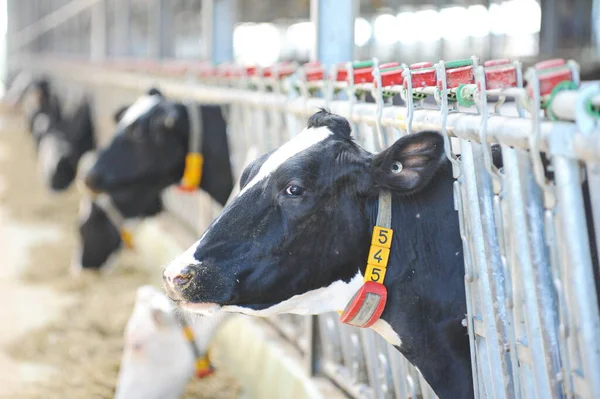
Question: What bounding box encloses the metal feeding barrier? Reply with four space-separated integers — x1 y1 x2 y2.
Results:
12 53 600 399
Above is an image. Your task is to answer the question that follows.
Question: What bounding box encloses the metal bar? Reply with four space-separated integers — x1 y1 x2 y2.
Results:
148 0 173 59
11 0 102 52
201 0 236 65
540 0 558 57
90 0 107 61
460 140 513 399
310 0 356 67
114 0 131 57
552 154 600 398
15 60 600 164
502 147 562 398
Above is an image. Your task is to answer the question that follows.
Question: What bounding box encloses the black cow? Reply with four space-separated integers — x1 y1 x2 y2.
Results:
163 109 473 398
84 88 234 207
73 188 163 273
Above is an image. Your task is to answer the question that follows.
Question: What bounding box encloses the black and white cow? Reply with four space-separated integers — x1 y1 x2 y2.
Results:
73 188 163 273
18 77 97 191
36 97 96 191
163 109 473 398
84 88 234 207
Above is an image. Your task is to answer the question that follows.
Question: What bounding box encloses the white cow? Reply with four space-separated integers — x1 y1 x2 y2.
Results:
115 285 227 399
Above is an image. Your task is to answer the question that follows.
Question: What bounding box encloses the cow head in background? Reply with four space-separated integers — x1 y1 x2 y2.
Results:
72 153 164 273
37 98 96 191
72 189 163 273
115 285 226 399
85 88 234 206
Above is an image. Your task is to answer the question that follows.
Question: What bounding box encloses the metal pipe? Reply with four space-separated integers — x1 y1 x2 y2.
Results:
11 0 102 52
553 154 600 398
310 0 356 67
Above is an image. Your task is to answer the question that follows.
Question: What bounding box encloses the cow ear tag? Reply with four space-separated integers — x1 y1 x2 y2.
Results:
178 152 204 192
340 191 393 329
339 281 387 328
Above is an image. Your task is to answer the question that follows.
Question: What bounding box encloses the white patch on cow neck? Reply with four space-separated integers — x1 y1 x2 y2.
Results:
37 133 70 186
32 113 50 137
118 95 161 128
237 125 333 196
371 319 402 347
180 271 364 318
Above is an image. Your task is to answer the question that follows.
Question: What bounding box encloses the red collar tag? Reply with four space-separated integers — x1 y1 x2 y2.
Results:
339 281 387 328
339 191 393 329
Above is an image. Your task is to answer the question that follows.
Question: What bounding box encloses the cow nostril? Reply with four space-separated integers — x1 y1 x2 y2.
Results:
172 267 196 290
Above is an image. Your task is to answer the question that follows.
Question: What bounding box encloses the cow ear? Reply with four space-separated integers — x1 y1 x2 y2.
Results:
147 87 163 97
113 105 130 123
370 131 446 194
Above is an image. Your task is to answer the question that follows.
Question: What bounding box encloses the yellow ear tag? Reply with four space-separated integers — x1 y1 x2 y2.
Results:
120 229 134 250
179 153 204 192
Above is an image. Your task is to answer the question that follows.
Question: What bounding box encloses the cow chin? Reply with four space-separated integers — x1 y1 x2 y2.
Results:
178 302 221 316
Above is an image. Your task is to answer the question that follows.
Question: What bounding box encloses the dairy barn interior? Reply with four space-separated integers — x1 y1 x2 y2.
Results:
1 0 600 398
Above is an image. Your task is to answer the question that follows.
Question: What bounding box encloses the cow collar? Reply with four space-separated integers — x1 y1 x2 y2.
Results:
339 190 393 328
93 194 137 250
178 316 215 378
179 102 204 192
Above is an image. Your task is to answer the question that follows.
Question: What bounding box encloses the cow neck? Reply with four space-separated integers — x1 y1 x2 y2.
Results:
339 190 393 328
179 103 204 191
177 316 214 378
94 194 138 250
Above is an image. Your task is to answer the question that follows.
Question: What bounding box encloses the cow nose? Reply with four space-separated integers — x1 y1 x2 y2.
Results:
163 265 196 293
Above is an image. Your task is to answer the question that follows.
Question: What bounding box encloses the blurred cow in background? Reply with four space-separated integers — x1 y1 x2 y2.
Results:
85 88 234 207
115 285 227 399
5 73 97 191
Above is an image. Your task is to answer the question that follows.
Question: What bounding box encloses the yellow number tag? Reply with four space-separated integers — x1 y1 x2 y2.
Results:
371 226 393 249
368 245 390 267
365 264 387 283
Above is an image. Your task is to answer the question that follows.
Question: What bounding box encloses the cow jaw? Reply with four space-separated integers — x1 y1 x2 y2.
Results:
221 270 364 317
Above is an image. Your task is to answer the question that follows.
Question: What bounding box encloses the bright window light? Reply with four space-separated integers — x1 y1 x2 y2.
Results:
489 3 508 35
373 14 398 45
414 10 442 42
234 23 281 66
355 17 372 47
504 0 541 35
396 12 418 44
286 22 315 52
440 7 470 40
467 5 490 38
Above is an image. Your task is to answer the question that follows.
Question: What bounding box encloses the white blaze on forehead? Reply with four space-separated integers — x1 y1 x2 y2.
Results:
163 126 333 280
238 125 333 196
118 95 161 128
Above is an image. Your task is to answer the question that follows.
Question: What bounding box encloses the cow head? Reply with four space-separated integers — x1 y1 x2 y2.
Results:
72 188 163 273
32 89 95 192
115 285 196 399
162 109 446 317
84 88 233 206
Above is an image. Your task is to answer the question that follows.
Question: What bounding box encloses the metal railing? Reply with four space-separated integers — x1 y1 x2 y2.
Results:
14 56 600 399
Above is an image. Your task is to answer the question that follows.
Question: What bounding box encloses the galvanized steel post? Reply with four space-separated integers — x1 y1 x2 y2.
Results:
310 0 356 66
148 0 173 59
201 0 236 65
114 0 131 57
90 0 107 61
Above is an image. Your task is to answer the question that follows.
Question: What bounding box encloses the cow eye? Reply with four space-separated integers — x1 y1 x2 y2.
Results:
284 185 305 196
